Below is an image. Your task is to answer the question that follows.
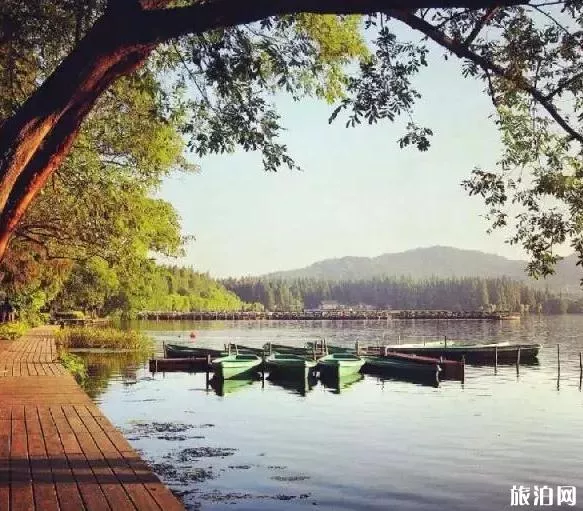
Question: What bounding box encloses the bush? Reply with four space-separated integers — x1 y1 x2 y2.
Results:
0 321 28 340
55 327 153 351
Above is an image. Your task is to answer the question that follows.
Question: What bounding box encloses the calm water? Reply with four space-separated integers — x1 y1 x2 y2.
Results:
83 316 583 510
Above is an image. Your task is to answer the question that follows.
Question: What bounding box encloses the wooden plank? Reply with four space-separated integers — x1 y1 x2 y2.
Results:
61 406 137 511
50 407 111 511
11 417 34 511
0 417 10 510
75 409 161 511
37 407 86 511
25 406 60 511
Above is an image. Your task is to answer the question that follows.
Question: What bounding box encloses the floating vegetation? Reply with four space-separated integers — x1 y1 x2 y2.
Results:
271 474 311 482
150 463 215 484
125 421 195 435
174 447 237 462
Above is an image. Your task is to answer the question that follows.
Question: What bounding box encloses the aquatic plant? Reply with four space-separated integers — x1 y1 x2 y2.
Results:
55 327 153 351
58 351 87 384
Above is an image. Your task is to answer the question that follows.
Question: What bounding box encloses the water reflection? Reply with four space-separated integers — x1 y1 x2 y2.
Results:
76 350 150 399
88 316 583 511
208 375 260 397
319 371 364 394
267 373 318 396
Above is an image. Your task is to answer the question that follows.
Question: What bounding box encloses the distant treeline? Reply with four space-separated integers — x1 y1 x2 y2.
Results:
144 266 244 312
52 264 244 316
222 276 581 314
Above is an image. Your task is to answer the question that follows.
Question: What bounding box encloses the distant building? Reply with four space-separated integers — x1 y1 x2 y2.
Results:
355 303 376 311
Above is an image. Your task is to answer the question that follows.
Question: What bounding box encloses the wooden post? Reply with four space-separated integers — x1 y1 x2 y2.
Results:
461 355 465 383
579 352 582 376
312 342 316 361
494 345 498 373
444 335 447 349
557 344 560 376
516 346 521 376
516 346 521 365
163 341 166 358
355 340 360 355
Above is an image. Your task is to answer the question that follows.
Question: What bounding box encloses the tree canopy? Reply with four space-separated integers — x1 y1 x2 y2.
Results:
1 0 583 295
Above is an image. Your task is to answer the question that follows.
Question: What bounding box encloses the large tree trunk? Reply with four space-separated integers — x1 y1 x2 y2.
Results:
0 12 156 259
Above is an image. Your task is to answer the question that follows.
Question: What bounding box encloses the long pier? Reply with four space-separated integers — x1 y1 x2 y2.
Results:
0 326 184 511
136 310 520 321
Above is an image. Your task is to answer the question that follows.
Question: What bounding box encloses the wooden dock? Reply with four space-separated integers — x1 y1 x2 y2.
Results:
0 326 184 511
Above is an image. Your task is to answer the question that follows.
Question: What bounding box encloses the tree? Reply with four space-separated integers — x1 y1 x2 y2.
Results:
2 0 583 281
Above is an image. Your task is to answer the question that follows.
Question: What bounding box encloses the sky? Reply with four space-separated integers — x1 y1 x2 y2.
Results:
158 43 541 278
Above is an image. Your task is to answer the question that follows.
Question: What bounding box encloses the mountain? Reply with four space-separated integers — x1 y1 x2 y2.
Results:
266 246 582 293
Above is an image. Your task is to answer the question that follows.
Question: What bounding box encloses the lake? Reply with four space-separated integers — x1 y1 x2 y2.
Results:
82 316 583 510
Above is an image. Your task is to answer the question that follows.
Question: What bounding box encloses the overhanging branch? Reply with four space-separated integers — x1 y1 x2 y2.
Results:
134 0 530 44
388 10 583 145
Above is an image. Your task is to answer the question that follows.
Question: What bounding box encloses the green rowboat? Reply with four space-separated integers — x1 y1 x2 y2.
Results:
211 354 262 379
317 353 365 377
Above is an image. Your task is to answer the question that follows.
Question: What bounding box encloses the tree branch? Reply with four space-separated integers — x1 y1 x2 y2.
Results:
545 71 583 100
134 0 530 45
463 6 498 46
388 10 583 145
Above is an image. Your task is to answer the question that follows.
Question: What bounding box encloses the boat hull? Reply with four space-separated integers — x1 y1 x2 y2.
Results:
318 355 365 377
266 355 317 378
386 343 541 364
363 356 440 384
164 343 223 359
211 355 262 379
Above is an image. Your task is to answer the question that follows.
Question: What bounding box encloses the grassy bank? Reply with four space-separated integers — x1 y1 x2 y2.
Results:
55 327 153 352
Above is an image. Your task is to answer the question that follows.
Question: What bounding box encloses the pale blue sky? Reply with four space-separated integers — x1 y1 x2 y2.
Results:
158 48 533 278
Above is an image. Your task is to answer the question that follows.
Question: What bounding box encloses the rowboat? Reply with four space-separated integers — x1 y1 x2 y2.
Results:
384 351 463 380
211 354 263 379
384 341 541 364
317 353 365 377
363 356 441 384
164 343 223 359
264 353 317 377
264 342 327 359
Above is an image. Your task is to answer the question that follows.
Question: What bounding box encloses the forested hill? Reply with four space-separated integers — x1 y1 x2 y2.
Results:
265 246 582 293
222 276 580 314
